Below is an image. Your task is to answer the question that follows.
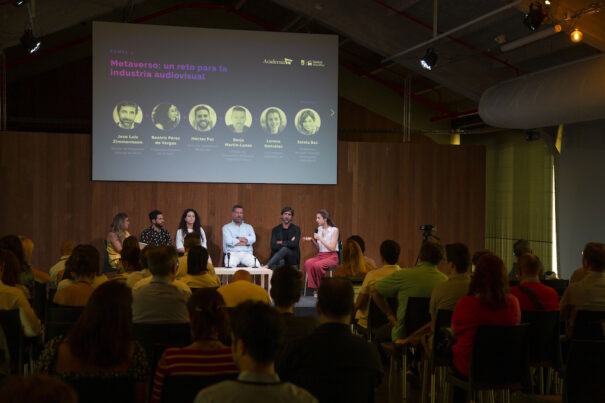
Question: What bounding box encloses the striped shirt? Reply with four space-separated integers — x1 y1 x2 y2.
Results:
151 346 238 403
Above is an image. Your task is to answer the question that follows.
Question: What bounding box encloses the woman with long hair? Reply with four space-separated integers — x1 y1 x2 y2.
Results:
303 209 339 297
54 245 107 307
106 212 130 269
181 245 220 289
151 288 237 403
0 249 30 298
0 235 34 294
37 281 149 403
334 239 369 278
153 104 180 130
175 208 208 254
451 253 521 378
297 110 318 135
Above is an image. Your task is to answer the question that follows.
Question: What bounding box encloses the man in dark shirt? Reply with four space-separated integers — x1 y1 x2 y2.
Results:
277 278 383 403
140 210 171 246
266 207 301 269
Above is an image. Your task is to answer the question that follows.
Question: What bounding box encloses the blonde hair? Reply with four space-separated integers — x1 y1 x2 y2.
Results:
338 240 367 277
18 236 34 264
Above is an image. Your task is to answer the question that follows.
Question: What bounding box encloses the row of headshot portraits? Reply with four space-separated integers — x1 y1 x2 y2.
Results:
113 102 322 135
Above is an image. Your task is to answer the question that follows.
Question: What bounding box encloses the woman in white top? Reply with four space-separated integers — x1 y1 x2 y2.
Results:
175 208 208 253
303 209 339 297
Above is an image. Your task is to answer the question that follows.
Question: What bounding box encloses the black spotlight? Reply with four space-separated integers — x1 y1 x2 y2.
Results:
420 48 438 71
20 29 41 54
523 3 545 31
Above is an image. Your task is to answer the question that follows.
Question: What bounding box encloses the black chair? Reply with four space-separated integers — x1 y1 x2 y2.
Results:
289 368 381 403
521 310 562 394
103 240 115 274
31 280 47 324
571 310 605 340
0 309 24 374
365 296 398 342
427 309 454 403
133 322 191 374
564 339 605 402
44 306 84 342
541 279 569 299
160 373 238 403
66 376 135 403
446 324 530 403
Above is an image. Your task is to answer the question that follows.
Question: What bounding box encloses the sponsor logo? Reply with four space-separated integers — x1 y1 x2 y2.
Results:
263 57 293 65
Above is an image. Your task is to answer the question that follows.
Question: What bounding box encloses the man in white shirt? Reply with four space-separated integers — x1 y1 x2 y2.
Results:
222 204 258 267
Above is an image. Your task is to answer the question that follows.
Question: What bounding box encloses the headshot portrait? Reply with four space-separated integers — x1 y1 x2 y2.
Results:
113 101 143 130
152 103 180 131
260 107 287 135
295 108 321 135
189 104 216 132
225 105 252 134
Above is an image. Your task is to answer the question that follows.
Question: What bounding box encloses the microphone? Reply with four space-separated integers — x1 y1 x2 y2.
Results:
254 257 258 268
227 252 231 268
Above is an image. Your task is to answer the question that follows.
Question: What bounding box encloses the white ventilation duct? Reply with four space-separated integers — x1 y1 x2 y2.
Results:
479 54 605 129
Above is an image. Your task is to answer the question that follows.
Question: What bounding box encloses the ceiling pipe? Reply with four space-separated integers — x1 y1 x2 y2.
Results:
479 54 605 129
501 25 561 52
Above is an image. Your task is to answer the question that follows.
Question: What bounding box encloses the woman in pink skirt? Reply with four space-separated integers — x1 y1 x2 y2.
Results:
303 209 340 297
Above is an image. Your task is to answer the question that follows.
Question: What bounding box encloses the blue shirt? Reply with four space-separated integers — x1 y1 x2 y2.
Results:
222 221 256 254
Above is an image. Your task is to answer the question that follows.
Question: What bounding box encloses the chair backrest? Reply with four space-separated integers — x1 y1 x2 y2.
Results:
160 373 238 403
540 279 568 298
0 309 24 374
367 296 398 336
133 322 191 373
565 339 605 402
431 309 454 369
31 280 47 323
521 310 562 369
404 297 431 336
292 368 380 403
66 376 135 403
572 310 605 340
102 240 114 274
46 306 84 323
469 324 530 391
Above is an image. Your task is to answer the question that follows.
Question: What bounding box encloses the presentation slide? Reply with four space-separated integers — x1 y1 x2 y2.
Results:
92 22 338 184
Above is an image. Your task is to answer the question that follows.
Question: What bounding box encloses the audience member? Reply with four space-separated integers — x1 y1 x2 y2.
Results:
0 374 77 403
347 235 378 269
54 245 105 307
451 253 521 378
195 301 317 403
471 249 491 273
509 239 532 280
0 249 42 337
560 242 605 333
177 232 215 279
217 269 271 308
569 242 598 284
49 240 75 287
303 209 340 297
126 245 152 288
354 240 401 332
270 266 318 341
510 253 559 311
106 212 131 269
278 278 383 402
19 235 50 282
334 239 370 278
371 241 447 341
151 288 237 403
132 245 191 323
181 246 220 289
0 235 35 294
1 249 30 299
37 281 149 403
120 236 143 274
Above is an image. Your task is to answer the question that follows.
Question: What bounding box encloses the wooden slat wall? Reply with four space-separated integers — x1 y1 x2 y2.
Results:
0 131 485 271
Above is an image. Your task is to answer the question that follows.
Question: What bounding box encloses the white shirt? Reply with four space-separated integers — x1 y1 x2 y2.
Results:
175 227 208 251
316 226 339 253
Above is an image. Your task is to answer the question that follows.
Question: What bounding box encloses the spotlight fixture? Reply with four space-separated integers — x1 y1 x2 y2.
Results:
13 0 27 6
523 3 546 31
20 29 41 54
570 28 583 43
420 48 438 71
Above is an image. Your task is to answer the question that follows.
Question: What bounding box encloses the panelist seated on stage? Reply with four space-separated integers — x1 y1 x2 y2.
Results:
222 204 259 268
266 206 301 269
217 269 271 308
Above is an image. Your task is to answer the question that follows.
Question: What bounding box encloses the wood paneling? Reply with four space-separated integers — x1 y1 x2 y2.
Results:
0 131 485 272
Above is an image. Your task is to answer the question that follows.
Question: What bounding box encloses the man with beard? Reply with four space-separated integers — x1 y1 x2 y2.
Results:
116 101 139 129
140 210 172 246
265 207 300 269
222 204 258 267
192 105 214 132
227 106 249 133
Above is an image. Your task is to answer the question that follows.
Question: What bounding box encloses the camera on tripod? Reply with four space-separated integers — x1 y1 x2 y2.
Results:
419 224 436 240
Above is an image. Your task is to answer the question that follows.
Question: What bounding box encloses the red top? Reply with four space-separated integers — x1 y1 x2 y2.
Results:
151 346 238 403
452 294 521 376
510 282 559 311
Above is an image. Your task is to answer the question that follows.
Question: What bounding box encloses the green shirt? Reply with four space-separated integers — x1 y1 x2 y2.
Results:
374 262 447 340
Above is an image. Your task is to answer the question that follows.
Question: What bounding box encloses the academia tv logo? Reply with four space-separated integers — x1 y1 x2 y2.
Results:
263 57 293 65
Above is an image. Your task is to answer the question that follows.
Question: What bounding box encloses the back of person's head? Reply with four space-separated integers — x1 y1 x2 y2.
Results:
18 236 34 264
230 301 284 365
146 245 177 276
469 253 508 310
0 375 78 403
140 245 154 269
59 240 75 257
380 240 400 265
583 242 605 272
0 249 21 286
472 249 491 267
347 235 366 253
419 241 444 265
0 235 25 265
518 253 541 278
270 266 302 309
233 269 252 282
68 281 133 367
184 232 201 251
513 239 531 258
318 277 354 318
67 244 99 278
120 237 141 272
187 288 229 342
187 245 209 275
445 243 470 274
340 239 365 275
